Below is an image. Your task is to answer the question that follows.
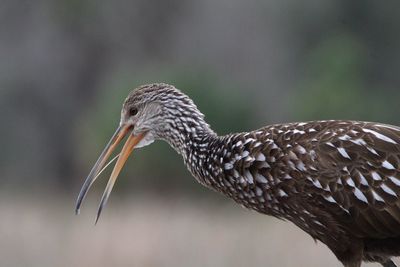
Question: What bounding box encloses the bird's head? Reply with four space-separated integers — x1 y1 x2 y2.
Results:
75 83 210 222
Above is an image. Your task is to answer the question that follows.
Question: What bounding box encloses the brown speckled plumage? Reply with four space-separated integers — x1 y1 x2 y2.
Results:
77 83 400 267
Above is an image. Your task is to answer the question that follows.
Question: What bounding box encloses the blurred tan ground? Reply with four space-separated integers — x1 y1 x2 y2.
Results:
0 195 396 267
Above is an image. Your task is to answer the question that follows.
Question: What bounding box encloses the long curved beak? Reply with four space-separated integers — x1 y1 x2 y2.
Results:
75 124 146 223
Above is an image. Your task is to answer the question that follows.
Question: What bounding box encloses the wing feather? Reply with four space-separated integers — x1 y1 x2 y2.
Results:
309 121 400 238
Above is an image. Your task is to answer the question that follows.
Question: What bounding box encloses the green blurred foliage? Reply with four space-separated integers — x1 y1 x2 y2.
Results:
292 33 400 124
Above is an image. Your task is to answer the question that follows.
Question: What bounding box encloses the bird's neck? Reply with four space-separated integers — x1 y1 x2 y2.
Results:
164 119 217 157
160 115 219 183
181 131 220 186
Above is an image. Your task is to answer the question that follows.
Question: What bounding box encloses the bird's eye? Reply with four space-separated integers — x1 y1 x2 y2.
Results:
129 107 138 116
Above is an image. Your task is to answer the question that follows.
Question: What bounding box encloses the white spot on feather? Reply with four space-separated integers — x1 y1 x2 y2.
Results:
283 174 292 180
363 129 397 144
351 139 367 146
255 187 263 196
337 147 351 159
346 178 355 187
354 188 368 203
256 153 266 161
326 142 335 147
244 156 255 162
296 162 306 171
372 190 384 202
292 129 305 135
278 189 288 197
244 138 256 144
382 160 395 170
381 184 397 197
235 141 243 147
258 161 271 169
310 150 317 161
371 171 382 181
270 143 278 149
224 163 233 170
253 142 262 148
367 147 379 156
244 170 254 184
296 145 307 154
359 173 368 186
314 220 324 227
339 135 351 141
255 173 268 184
376 124 400 131
389 176 400 186
324 195 336 203
241 151 250 158
313 180 323 189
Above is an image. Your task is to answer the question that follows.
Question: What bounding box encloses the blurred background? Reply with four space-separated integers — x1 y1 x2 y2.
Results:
1 0 400 266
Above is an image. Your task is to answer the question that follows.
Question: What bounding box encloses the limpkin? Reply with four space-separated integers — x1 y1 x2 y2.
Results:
76 83 400 267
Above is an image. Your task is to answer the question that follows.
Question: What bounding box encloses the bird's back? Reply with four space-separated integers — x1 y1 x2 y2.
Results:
201 120 400 263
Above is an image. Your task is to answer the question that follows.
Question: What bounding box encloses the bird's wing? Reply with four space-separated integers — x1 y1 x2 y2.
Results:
306 121 400 238
220 121 400 239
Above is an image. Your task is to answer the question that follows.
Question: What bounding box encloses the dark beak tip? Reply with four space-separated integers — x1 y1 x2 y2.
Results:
95 215 100 225
76 125 140 224
75 125 128 222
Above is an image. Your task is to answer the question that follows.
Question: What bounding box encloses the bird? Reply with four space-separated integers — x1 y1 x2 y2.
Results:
76 83 400 267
